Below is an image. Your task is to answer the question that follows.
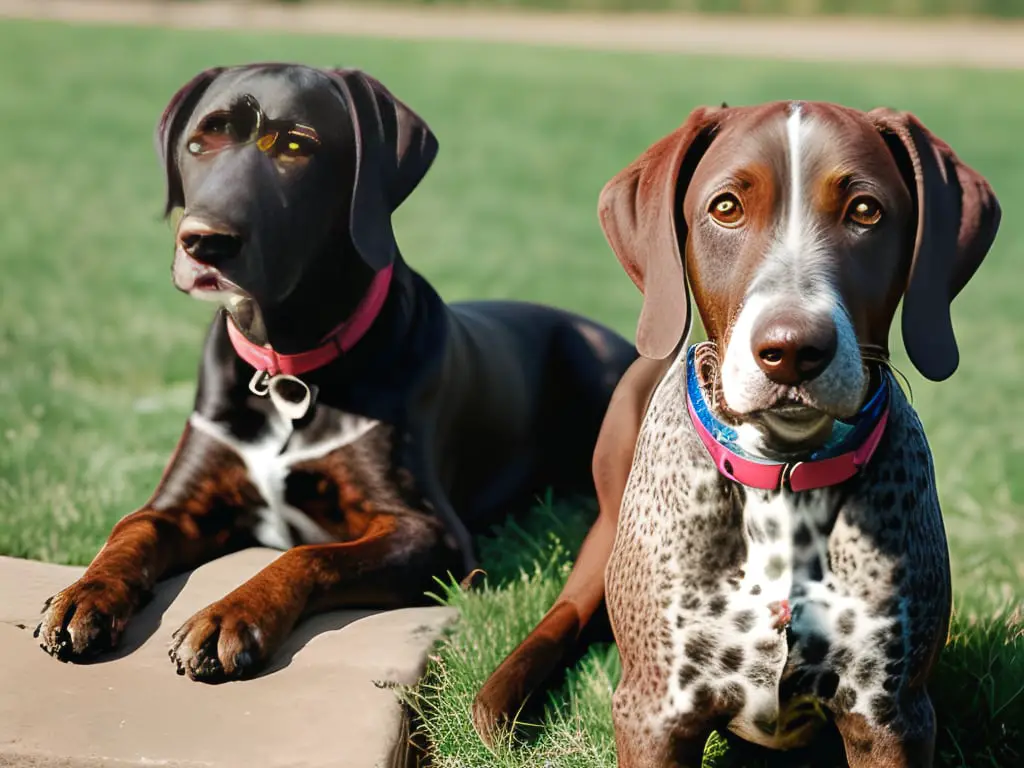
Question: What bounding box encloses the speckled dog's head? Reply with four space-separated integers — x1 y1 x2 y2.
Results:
599 102 1000 455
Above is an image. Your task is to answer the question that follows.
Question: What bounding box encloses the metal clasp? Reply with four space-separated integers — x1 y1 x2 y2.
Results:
248 370 315 421
781 462 800 492
249 369 271 397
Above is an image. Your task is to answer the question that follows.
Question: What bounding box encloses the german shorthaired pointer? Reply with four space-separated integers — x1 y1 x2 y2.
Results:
475 101 999 768
35 64 636 681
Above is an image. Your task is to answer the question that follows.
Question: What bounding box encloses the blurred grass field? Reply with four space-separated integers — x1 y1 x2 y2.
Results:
0 17 1021 767
285 0 1024 19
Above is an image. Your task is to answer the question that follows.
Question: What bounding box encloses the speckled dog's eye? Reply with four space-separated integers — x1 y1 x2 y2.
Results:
708 193 745 228
845 195 883 227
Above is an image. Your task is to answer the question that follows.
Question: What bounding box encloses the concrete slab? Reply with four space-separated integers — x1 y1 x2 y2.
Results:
0 549 456 768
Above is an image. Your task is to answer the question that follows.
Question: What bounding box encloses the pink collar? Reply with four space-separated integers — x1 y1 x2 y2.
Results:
684 345 890 493
226 264 393 378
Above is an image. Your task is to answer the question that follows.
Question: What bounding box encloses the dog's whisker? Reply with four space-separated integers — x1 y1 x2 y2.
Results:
856 346 914 404
885 362 915 404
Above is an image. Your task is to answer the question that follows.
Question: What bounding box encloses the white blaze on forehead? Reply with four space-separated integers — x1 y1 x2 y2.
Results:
779 100 845 297
785 103 805 256
780 101 830 277
746 102 830 294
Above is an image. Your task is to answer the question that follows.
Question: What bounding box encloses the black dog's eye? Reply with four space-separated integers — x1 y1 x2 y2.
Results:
276 128 319 162
269 127 320 173
845 195 883 228
188 114 238 155
187 108 259 156
202 114 233 135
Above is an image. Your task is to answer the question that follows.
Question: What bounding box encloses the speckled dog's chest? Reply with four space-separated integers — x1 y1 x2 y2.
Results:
606 362 908 751
710 490 898 747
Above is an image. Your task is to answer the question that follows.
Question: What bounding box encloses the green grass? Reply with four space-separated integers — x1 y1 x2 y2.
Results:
0 17 1021 767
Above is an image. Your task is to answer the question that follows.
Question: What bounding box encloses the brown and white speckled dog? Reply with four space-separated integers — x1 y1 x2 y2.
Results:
474 102 1000 767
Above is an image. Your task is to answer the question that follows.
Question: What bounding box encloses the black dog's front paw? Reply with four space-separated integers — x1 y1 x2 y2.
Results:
169 600 269 683
35 578 140 661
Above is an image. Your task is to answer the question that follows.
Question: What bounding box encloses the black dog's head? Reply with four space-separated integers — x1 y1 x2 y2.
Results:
157 64 437 349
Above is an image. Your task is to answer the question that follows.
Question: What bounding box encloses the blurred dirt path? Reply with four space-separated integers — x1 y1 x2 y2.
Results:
3 0 1024 69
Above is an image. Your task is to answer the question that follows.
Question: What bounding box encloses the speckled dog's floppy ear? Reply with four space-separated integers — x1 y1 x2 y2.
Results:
155 67 225 216
328 69 439 272
598 106 724 360
870 109 1001 382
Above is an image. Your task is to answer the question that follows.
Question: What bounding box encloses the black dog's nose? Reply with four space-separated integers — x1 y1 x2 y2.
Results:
751 309 837 386
177 218 243 265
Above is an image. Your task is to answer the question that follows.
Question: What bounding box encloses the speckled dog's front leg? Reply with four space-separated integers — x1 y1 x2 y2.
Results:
612 676 715 768
827 394 948 768
834 690 936 768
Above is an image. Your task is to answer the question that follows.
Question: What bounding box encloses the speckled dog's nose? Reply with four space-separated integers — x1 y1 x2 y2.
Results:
751 309 837 386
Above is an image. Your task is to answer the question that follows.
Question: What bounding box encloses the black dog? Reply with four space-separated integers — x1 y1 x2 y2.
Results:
35 64 635 681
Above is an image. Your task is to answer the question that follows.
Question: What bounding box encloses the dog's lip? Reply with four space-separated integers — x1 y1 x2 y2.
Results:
749 395 856 424
172 246 240 294
192 272 228 291
699 376 833 425
766 402 817 418
741 388 830 419
176 215 237 242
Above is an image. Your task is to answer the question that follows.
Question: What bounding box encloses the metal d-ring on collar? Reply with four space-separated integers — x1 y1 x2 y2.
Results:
248 370 314 422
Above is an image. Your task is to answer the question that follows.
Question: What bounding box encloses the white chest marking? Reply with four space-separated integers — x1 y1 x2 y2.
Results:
189 409 380 549
730 491 896 747
662 485 898 750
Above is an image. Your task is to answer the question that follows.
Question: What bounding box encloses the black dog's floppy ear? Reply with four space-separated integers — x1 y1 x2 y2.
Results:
328 69 439 272
869 109 1001 382
155 67 225 217
597 106 724 360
